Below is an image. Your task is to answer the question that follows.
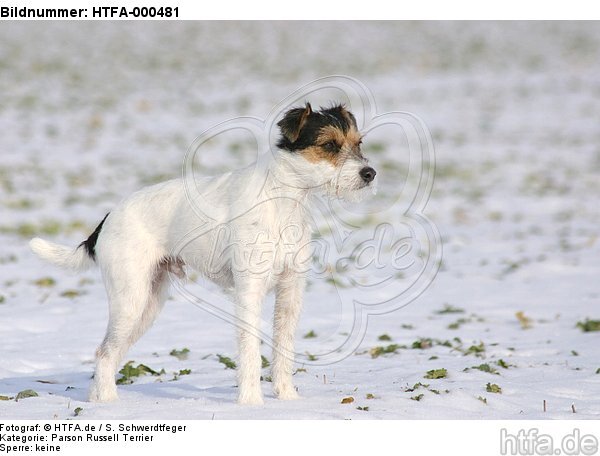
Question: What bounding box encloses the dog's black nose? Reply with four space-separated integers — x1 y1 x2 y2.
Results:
359 167 376 183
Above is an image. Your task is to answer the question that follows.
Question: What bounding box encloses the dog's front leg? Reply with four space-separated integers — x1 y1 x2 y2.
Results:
235 278 266 405
272 272 304 400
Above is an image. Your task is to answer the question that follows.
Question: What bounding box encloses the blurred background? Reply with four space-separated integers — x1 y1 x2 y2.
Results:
1 22 599 241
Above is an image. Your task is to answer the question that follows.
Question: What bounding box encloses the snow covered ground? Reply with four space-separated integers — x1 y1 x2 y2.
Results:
1 21 599 419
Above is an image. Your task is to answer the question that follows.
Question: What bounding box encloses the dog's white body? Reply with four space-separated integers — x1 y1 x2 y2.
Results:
31 144 371 405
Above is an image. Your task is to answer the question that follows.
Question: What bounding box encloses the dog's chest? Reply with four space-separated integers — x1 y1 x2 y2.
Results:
238 200 311 273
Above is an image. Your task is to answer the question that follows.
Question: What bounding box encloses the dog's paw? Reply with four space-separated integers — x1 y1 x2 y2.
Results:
274 384 300 400
237 389 264 406
88 385 119 403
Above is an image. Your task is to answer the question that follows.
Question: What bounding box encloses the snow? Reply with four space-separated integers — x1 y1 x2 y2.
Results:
1 22 600 420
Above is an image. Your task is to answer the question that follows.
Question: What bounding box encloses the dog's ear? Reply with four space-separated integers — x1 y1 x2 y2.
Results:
277 103 312 143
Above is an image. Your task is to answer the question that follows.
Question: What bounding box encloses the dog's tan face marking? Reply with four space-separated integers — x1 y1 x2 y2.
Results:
277 103 361 156
301 124 363 167
277 103 376 194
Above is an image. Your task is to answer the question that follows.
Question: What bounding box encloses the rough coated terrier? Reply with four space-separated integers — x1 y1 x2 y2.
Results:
30 103 377 405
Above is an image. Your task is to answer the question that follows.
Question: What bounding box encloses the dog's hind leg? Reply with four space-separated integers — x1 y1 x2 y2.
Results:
89 257 180 402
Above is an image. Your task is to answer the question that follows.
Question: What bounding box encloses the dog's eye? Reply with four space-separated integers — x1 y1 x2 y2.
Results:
323 141 338 152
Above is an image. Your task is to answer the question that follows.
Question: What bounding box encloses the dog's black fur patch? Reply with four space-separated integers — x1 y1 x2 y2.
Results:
79 213 109 261
277 103 357 152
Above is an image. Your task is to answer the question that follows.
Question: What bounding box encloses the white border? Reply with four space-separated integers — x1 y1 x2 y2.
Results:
1 420 599 456
1 0 598 20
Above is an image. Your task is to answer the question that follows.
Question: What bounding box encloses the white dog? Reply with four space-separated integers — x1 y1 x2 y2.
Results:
30 103 377 405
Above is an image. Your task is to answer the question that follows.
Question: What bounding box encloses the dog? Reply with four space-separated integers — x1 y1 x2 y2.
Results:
29 102 377 405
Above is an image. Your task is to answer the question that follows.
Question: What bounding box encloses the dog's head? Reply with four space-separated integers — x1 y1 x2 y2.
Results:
276 103 376 201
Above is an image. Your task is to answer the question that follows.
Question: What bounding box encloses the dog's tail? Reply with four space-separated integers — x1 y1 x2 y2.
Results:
29 213 109 272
